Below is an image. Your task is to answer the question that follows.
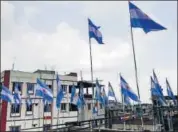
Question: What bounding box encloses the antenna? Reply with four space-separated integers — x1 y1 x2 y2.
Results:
44 65 47 70
80 70 83 81
12 57 16 70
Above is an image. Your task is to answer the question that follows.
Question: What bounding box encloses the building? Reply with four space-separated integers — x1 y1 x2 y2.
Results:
0 70 104 131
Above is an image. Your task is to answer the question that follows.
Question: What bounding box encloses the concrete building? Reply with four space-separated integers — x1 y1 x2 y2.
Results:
0 70 104 131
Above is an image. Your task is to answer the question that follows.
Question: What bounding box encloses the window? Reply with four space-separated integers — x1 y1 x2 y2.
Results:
11 104 20 114
43 124 51 131
69 103 77 111
69 85 72 93
26 103 33 115
61 85 67 93
26 103 33 112
10 126 20 132
61 103 66 111
12 82 23 93
27 83 35 94
44 103 51 112
47 84 52 90
88 104 91 110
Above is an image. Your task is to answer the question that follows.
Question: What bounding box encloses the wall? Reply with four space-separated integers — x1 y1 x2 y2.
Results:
3 70 105 131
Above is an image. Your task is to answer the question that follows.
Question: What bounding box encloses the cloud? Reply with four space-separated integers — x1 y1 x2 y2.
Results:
1 1 177 103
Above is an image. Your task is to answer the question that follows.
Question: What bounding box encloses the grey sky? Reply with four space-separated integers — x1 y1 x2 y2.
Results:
1 1 177 103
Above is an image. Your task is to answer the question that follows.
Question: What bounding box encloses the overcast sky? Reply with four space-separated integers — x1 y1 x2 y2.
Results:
1 1 177 103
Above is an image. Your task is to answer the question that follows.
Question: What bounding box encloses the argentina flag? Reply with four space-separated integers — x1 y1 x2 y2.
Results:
150 76 161 97
70 85 82 109
56 74 64 109
88 18 104 44
150 76 166 106
120 75 140 102
35 78 53 102
153 70 167 104
14 83 22 106
108 82 115 98
26 90 32 108
166 78 176 105
1 85 14 103
129 2 166 33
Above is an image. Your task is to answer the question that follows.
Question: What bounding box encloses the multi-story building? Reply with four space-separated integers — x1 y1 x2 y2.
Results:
0 70 104 131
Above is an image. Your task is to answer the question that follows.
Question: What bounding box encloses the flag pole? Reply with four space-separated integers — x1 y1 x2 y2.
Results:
122 95 126 131
88 38 94 120
119 73 126 130
39 73 44 131
57 108 60 129
128 1 144 129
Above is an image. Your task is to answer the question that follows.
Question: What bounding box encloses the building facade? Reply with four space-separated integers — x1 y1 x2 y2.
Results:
0 70 104 131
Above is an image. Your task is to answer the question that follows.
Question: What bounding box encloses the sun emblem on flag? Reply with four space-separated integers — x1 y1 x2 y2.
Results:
42 88 46 93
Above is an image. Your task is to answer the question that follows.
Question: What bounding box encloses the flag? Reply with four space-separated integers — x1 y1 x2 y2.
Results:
166 78 176 105
1 85 14 103
120 75 140 102
56 74 64 109
95 79 104 105
88 18 104 44
108 82 116 98
123 93 131 105
150 76 166 106
79 84 86 107
26 90 32 109
150 76 162 97
70 85 76 103
92 102 98 114
153 70 163 95
102 87 108 106
70 85 82 109
153 70 167 104
129 2 166 33
14 83 22 107
35 78 53 102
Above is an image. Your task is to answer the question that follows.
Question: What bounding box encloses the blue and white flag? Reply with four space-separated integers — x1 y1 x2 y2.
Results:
153 70 163 96
1 85 14 103
70 85 82 109
153 70 166 104
123 93 131 105
26 90 32 108
151 76 161 97
56 74 64 109
150 76 166 106
93 102 98 114
88 18 104 44
166 78 176 105
102 87 108 106
95 79 104 105
79 84 86 107
35 78 53 102
70 85 76 103
108 82 116 98
120 75 140 102
14 83 22 106
129 2 166 33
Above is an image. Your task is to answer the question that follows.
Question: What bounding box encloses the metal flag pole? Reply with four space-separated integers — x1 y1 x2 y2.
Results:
43 79 46 131
128 1 144 129
57 108 60 129
119 73 126 130
56 72 60 129
39 73 43 131
122 95 126 131
88 38 95 120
